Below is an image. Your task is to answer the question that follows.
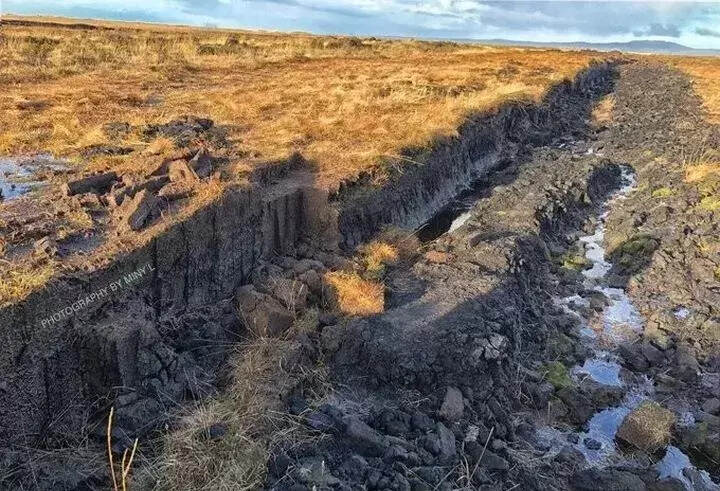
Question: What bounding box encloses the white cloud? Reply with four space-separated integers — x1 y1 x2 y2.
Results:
5 0 720 49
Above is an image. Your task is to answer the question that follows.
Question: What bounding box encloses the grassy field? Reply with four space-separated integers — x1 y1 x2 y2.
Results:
666 56 720 124
1 15 601 185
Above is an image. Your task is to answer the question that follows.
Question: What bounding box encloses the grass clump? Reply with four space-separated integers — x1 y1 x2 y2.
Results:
0 262 55 307
651 187 674 198
616 401 675 453
136 337 326 490
562 253 591 271
699 196 720 211
592 94 615 124
543 361 573 390
360 241 398 279
324 271 384 316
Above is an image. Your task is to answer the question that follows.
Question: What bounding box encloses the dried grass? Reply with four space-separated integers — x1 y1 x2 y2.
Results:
616 401 675 453
0 15 602 186
324 271 384 316
592 94 615 124
0 261 55 307
685 161 720 184
135 336 326 490
664 56 720 124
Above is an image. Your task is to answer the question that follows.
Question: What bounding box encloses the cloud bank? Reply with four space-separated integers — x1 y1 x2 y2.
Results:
5 0 720 49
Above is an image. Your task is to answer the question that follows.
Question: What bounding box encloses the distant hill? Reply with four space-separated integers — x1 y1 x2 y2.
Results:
468 39 720 56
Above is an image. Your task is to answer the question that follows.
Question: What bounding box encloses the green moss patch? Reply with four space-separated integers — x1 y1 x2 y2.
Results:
544 361 574 390
651 187 674 198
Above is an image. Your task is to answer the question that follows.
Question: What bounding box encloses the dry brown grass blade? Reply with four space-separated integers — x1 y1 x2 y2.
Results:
107 407 119 491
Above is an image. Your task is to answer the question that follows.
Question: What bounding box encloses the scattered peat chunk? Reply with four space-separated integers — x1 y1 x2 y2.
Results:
33 236 57 257
62 172 118 196
142 116 217 147
158 181 195 202
148 148 201 176
115 189 160 231
102 121 131 140
168 159 198 182
235 285 294 337
616 401 675 453
439 386 464 422
342 416 387 457
82 144 134 159
188 148 213 178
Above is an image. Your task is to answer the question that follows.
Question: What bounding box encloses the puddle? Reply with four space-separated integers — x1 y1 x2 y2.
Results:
416 178 494 242
417 159 516 242
0 155 67 200
573 356 623 387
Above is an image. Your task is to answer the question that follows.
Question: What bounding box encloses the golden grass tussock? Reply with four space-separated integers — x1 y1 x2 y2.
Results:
361 241 399 278
324 271 384 316
592 94 615 125
685 161 720 184
616 401 675 453
135 337 327 490
0 262 55 307
0 16 602 186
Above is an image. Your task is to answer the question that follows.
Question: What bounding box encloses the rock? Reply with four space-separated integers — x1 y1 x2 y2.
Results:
435 423 457 464
33 237 57 257
680 423 720 463
307 410 341 433
319 324 343 353
570 468 646 491
343 416 386 457
115 189 161 231
235 285 294 337
555 445 584 465
655 374 681 394
77 192 102 209
207 423 228 441
584 437 602 450
411 411 434 432
477 450 509 471
268 278 308 314
168 159 198 182
158 181 195 201
682 467 720 491
189 148 213 178
619 344 650 371
557 387 594 424
298 269 322 296
641 342 665 366
439 387 465 422
702 398 720 415
424 251 452 264
616 401 675 453
674 345 699 381
62 171 118 196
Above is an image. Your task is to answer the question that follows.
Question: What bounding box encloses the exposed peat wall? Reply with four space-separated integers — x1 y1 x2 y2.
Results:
0 61 618 452
336 61 618 248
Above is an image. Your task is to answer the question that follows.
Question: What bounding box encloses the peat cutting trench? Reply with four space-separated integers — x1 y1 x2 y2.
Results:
2 61 719 490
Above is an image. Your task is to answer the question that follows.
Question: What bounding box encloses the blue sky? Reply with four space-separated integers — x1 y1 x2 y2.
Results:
4 1 720 49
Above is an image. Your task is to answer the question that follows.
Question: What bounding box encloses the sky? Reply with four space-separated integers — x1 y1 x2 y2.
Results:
4 1 720 49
